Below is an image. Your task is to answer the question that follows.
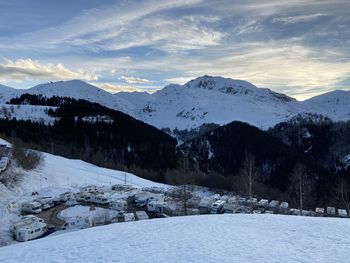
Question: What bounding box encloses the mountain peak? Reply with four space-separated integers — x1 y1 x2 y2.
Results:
184 75 258 93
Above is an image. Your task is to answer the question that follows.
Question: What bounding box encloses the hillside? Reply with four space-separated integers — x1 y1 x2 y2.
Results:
0 214 349 263
179 121 335 208
0 99 178 175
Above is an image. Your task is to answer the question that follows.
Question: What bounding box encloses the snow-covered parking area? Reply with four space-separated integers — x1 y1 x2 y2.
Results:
1 214 350 263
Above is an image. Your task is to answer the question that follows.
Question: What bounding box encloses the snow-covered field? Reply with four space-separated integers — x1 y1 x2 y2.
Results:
0 214 349 263
57 205 119 221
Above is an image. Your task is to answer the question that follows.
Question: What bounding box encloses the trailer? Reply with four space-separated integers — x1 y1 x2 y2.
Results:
80 185 98 193
124 213 135 222
315 207 325 216
147 201 166 213
61 216 93 230
15 221 47 242
11 215 44 233
59 192 75 203
135 193 151 207
21 201 42 214
35 197 55 210
135 211 149 220
337 209 348 218
76 192 91 202
257 199 269 209
327 207 336 216
210 200 225 214
90 193 110 205
110 200 127 211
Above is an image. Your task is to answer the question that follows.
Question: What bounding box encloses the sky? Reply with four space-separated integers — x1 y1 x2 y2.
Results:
0 0 350 100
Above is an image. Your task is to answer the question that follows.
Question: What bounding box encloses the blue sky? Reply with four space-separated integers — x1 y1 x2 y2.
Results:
0 0 350 99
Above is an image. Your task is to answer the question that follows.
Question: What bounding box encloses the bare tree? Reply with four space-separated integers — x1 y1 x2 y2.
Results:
289 163 306 214
240 151 259 200
338 174 350 215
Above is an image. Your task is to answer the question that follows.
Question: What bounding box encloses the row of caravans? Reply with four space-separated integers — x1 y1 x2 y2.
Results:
21 197 56 214
11 215 47 242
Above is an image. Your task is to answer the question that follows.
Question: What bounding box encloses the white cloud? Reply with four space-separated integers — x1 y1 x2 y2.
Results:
272 13 328 25
92 82 160 93
0 58 98 83
120 76 151 84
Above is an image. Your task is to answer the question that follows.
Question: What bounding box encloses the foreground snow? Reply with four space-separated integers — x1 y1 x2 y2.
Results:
0 214 349 263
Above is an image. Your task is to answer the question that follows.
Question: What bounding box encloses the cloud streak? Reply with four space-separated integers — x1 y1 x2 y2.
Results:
0 58 98 83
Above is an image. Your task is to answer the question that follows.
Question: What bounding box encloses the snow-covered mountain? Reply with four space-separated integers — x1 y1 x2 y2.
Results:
135 76 305 130
0 84 20 103
1 76 350 131
303 90 350 122
25 80 135 115
1 214 349 263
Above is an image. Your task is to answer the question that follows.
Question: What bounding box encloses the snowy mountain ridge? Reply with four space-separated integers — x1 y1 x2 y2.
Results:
1 76 350 130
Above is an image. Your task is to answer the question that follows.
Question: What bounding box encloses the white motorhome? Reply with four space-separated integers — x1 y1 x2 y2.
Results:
268 200 279 209
110 200 127 211
147 201 166 213
327 207 336 216
338 209 348 218
15 221 47 242
61 216 93 230
59 192 75 202
210 200 225 214
21 201 42 214
90 193 110 205
11 215 44 233
135 193 151 207
35 197 54 210
315 207 325 215
257 199 269 208
135 211 149 220
76 192 91 202
80 185 98 193
124 213 135 222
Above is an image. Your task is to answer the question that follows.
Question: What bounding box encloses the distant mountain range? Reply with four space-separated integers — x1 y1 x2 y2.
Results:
1 75 350 131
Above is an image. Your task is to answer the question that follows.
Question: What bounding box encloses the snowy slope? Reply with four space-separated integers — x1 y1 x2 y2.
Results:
115 91 155 109
2 151 166 201
0 104 56 124
25 80 135 115
136 76 305 130
303 90 350 122
1 214 350 263
0 84 20 103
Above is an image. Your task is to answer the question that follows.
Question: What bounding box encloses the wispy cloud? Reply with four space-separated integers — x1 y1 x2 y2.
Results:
272 13 328 25
0 58 98 83
92 82 160 93
120 76 151 84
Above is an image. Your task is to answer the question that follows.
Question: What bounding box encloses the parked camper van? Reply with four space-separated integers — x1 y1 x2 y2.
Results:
135 211 149 220
257 199 269 208
338 209 348 218
90 193 110 205
80 185 98 193
135 193 151 207
124 213 135 222
327 207 336 216
76 192 91 202
210 200 225 214
15 221 47 242
61 216 93 230
147 201 166 213
110 200 127 211
11 215 44 234
59 192 75 203
35 197 54 210
21 201 42 214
